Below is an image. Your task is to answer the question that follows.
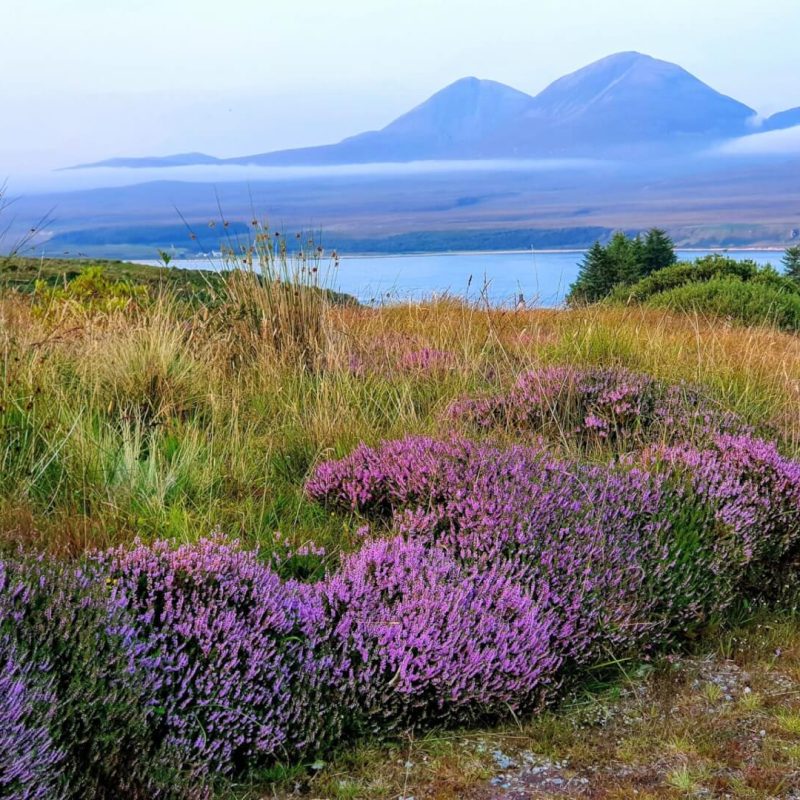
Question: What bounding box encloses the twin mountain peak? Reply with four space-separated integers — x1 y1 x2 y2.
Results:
75 51 799 168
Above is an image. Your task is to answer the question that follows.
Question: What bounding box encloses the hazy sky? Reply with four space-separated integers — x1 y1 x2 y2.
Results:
2 0 799 171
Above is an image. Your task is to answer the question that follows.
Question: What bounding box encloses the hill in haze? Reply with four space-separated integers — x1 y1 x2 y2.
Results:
69 51 797 168
482 51 757 156
764 106 800 131
229 77 537 165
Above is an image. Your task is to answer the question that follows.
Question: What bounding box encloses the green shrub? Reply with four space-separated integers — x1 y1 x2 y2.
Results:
33 266 149 316
612 254 798 304
646 277 800 331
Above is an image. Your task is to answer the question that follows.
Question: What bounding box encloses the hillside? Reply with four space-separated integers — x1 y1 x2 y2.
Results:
68 51 794 168
765 106 800 131
484 51 757 156
2 258 799 798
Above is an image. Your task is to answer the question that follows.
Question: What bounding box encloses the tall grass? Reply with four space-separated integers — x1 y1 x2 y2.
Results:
218 225 335 371
0 264 798 555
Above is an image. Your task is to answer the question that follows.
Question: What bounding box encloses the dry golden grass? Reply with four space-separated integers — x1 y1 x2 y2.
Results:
1 284 799 555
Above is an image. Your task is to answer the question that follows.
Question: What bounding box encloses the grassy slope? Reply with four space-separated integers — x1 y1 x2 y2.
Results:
3 283 798 554
2 259 800 796
1 255 218 292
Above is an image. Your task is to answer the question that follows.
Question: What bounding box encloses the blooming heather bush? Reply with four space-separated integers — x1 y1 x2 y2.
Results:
398 347 456 373
103 538 339 776
1 366 798 789
0 557 197 800
448 366 750 450
308 431 800 659
306 435 481 516
648 434 800 592
309 436 694 660
0 635 63 800
324 536 563 732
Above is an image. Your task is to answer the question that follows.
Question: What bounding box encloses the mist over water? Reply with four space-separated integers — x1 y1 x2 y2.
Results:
12 158 611 195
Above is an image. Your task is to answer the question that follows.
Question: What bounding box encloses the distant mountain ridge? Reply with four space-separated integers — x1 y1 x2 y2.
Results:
764 107 800 131
483 51 756 156
65 152 223 169
69 51 799 169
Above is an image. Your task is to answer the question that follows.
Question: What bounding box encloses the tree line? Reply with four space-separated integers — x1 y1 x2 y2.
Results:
567 231 800 305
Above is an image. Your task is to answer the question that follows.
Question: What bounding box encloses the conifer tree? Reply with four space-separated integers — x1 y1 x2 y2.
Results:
568 241 613 303
606 231 642 286
568 228 677 304
782 245 800 284
641 228 677 276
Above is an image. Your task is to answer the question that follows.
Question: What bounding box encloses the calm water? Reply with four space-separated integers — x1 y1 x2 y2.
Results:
138 249 784 307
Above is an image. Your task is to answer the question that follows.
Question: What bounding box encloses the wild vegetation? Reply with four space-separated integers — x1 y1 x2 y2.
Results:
567 229 677 303
1 243 800 798
569 232 800 332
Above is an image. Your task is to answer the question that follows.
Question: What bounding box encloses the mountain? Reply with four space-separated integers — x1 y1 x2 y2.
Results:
483 51 757 156
69 52 793 169
220 53 761 162
764 107 800 131
67 152 222 170
226 77 536 165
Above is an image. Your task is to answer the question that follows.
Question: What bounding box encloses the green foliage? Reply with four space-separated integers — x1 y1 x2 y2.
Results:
605 231 643 286
33 266 149 316
567 229 676 304
783 245 800 283
640 228 678 276
3 256 225 308
608 253 800 330
611 254 793 303
568 241 614 304
646 277 800 331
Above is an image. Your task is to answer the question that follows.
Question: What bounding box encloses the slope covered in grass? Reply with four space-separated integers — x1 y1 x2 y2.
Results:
1 259 800 797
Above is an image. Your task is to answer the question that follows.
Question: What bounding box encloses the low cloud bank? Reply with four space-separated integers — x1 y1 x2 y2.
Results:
716 124 800 155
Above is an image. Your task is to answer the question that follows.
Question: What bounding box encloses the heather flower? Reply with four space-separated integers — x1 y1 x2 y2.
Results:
307 429 800 664
0 556 199 799
448 366 751 450
0 636 63 800
323 537 563 731
646 434 800 591
0 363 797 789
398 347 456 373
103 538 340 776
308 435 679 660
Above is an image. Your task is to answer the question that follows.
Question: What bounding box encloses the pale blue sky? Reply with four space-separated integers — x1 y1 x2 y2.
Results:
2 0 799 170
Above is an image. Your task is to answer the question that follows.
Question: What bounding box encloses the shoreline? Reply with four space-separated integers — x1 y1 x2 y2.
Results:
337 246 788 259
144 245 788 264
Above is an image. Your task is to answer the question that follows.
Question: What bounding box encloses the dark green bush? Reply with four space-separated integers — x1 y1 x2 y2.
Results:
645 277 800 331
611 254 799 304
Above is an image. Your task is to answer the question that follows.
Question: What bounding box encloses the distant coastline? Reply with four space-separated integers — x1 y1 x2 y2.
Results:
332 246 790 259
156 246 789 262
